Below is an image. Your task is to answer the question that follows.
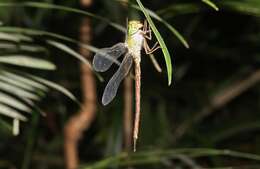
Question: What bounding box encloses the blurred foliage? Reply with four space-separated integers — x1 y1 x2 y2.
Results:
0 0 260 169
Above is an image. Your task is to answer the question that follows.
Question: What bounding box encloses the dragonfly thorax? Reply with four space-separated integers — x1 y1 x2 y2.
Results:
126 29 144 62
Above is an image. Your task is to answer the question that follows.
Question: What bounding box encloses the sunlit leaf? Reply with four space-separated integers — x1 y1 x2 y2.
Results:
0 32 33 42
0 74 37 92
0 80 40 100
28 75 78 103
0 103 27 121
12 119 19 136
0 43 16 50
1 71 48 91
19 45 46 52
0 92 32 113
0 32 20 42
0 43 46 53
0 55 56 70
202 0 219 11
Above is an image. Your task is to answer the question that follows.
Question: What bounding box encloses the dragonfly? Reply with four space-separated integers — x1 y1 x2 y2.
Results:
93 20 159 106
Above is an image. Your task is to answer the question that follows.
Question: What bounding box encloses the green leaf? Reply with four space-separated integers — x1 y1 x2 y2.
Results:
0 26 112 82
136 0 173 85
0 80 40 100
0 32 20 42
0 74 37 92
0 55 56 70
46 40 91 68
12 119 20 136
28 75 78 103
142 7 190 48
156 3 202 18
220 0 260 17
0 43 16 50
46 40 104 82
202 0 219 11
19 45 46 53
82 148 260 169
0 2 125 32
1 71 48 91
157 1 260 21
116 0 189 48
0 32 33 42
0 27 116 60
0 92 32 113
0 43 45 53
148 54 162 73
155 19 189 49
0 103 27 121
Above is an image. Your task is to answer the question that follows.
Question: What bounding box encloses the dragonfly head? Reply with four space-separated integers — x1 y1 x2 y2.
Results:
128 20 143 36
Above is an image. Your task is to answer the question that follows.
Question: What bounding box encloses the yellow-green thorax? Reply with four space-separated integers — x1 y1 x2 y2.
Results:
126 21 144 62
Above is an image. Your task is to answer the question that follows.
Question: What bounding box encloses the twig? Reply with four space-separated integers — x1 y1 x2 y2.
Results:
149 54 162 73
64 1 96 168
173 69 260 144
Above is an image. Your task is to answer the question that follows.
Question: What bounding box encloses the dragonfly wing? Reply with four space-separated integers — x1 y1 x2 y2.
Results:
102 53 133 105
93 42 127 72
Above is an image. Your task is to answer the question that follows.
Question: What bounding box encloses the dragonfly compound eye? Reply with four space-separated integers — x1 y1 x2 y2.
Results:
128 21 143 35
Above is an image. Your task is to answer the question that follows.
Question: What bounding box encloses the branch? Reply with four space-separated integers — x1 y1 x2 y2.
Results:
64 1 96 169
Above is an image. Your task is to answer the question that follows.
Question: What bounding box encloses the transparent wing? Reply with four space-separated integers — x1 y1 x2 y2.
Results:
102 53 133 105
93 43 127 72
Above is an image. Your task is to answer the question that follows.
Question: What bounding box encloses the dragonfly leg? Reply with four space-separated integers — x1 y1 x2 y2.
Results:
143 20 147 32
142 20 152 40
143 38 161 54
